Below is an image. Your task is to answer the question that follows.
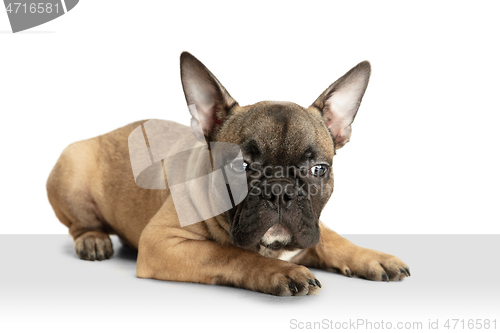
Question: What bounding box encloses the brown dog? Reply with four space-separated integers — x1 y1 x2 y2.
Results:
47 52 410 296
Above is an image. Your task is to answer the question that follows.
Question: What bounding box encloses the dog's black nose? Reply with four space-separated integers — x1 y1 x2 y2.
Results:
262 181 296 208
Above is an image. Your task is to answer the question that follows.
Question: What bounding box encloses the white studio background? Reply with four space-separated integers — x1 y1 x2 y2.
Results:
1 0 499 235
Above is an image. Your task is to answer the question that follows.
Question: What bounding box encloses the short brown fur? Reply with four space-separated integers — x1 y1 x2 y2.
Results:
47 53 409 296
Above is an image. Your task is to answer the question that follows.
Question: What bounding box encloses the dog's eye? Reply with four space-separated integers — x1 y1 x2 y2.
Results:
310 165 328 177
230 160 249 173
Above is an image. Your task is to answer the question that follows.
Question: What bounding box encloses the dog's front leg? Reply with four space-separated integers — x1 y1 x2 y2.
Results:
292 223 410 281
136 202 321 296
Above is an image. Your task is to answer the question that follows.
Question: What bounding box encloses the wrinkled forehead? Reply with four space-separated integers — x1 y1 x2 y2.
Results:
219 101 334 165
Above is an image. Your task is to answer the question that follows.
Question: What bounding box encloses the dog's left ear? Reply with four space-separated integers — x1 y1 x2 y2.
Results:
311 61 371 149
180 52 238 141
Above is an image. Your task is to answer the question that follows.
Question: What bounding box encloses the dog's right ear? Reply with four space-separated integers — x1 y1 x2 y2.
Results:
180 52 238 141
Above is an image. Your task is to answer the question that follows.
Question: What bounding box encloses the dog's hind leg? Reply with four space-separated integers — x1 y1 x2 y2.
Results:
47 140 114 261
66 197 114 261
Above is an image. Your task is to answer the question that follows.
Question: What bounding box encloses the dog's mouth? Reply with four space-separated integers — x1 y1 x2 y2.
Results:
261 241 286 251
229 198 320 251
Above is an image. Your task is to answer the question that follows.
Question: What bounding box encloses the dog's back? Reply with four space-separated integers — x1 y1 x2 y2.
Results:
46 120 189 255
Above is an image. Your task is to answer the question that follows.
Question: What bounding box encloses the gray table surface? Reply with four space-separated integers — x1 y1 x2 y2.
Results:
0 235 498 332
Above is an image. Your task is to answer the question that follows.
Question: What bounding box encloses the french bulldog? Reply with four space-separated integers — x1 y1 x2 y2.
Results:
47 52 410 296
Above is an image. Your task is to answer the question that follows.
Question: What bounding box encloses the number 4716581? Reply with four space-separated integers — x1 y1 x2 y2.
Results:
444 319 497 330
5 3 60 14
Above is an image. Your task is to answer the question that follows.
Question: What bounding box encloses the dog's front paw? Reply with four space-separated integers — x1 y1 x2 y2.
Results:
340 248 410 282
258 263 322 296
74 231 114 261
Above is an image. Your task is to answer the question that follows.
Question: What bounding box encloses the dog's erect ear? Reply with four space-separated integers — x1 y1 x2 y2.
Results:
311 61 371 149
180 52 237 141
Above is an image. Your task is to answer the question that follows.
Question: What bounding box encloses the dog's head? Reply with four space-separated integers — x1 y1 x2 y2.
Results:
180 52 370 252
